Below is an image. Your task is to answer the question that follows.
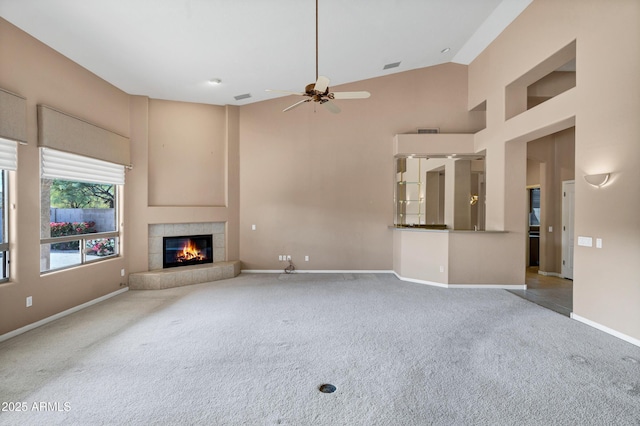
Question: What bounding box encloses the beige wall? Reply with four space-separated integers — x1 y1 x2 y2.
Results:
148 99 226 207
468 0 640 340
448 232 523 284
1 0 638 344
393 230 448 283
0 18 129 335
393 230 522 285
126 98 239 274
238 64 484 270
0 18 240 335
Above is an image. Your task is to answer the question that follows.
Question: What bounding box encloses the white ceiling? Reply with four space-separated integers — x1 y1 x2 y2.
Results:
0 0 532 106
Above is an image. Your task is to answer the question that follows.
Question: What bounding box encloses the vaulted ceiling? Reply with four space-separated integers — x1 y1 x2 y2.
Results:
0 0 532 106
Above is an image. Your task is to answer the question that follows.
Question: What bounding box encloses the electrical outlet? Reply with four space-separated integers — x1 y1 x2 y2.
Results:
305 255 309 262
439 265 444 273
121 268 125 277
251 224 256 230
26 296 32 307
278 255 283 261
596 238 602 249
286 255 291 261
578 236 593 247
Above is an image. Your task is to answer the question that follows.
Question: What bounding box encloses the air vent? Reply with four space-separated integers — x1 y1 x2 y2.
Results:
234 93 251 101
383 61 401 70
417 128 439 134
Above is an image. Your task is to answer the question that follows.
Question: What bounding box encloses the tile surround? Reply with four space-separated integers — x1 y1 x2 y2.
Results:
130 222 239 290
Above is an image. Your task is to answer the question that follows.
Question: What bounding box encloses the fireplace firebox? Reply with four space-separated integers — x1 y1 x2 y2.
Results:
163 235 213 269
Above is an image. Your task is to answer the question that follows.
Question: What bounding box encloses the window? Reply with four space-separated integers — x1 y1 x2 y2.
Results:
0 137 18 281
529 187 541 226
0 170 8 280
40 148 123 273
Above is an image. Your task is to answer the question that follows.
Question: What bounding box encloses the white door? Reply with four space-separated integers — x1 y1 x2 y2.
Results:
561 180 575 279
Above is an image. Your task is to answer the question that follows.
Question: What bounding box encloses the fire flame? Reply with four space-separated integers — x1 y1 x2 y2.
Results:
176 240 205 262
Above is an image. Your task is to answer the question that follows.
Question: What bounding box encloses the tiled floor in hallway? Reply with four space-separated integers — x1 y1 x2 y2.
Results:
508 267 573 316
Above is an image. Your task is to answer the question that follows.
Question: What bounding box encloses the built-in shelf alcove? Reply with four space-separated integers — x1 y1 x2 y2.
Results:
470 100 487 132
505 40 576 120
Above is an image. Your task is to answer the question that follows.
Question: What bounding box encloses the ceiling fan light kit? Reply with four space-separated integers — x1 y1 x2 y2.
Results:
266 0 370 113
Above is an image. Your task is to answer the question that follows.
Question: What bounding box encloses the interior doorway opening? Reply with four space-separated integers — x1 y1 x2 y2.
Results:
509 127 575 316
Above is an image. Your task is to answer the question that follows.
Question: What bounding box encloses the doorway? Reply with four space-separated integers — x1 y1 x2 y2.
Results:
509 128 575 316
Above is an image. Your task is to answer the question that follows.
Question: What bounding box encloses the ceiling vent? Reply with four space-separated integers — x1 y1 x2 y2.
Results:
234 93 251 101
383 61 401 70
417 128 439 134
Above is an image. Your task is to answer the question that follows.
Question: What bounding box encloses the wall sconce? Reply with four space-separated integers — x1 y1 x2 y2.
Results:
584 173 610 187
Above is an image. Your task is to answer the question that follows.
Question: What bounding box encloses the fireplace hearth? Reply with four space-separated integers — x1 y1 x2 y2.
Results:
163 234 213 269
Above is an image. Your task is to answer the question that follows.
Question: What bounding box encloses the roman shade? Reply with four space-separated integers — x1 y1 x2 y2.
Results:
41 147 125 185
0 138 18 171
37 105 130 166
0 88 27 144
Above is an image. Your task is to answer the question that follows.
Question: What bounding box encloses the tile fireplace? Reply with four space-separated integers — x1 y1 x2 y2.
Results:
149 222 225 271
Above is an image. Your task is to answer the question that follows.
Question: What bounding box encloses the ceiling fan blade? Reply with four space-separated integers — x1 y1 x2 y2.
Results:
322 100 341 114
314 75 330 93
283 99 311 112
266 89 306 96
330 91 371 99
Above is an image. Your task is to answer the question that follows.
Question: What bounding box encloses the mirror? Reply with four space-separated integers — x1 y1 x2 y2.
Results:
394 154 485 230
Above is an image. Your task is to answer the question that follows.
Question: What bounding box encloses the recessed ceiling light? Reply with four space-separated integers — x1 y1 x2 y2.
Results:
441 48 451 54
209 78 222 85
383 61 401 70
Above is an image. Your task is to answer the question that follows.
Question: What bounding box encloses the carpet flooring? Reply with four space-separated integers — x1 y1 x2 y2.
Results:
0 273 639 425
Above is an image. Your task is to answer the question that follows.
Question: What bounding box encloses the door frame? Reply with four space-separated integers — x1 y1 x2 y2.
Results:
561 180 575 279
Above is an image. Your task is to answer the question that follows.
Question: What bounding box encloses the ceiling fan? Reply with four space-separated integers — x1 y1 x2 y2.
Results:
266 0 371 113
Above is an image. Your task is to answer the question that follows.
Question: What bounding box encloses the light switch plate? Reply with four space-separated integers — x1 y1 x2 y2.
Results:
596 238 602 248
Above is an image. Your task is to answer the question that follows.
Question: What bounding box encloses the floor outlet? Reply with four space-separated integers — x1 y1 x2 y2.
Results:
26 296 32 307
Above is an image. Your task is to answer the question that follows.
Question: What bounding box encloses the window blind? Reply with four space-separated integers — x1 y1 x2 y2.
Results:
0 137 17 171
41 148 124 185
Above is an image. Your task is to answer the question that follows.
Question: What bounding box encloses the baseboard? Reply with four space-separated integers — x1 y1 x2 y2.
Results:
242 269 395 274
0 287 129 343
393 272 527 290
392 272 448 288
448 283 527 290
570 313 640 348
538 270 562 277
